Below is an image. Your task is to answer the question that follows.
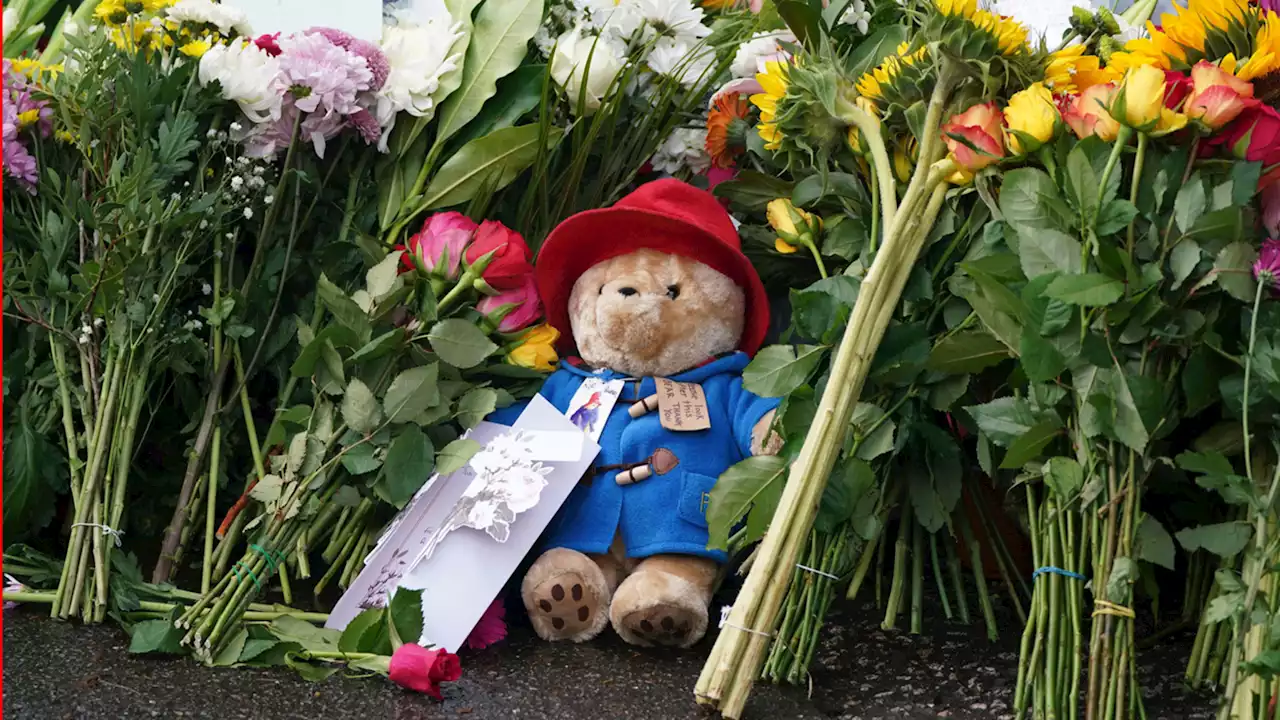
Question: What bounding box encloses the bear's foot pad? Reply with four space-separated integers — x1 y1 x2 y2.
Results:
619 605 699 648
528 573 603 642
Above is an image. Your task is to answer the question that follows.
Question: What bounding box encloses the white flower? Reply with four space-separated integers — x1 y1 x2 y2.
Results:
230 176 244 190
646 37 715 87
839 0 871 34
375 11 465 151
198 41 284 123
78 335 90 345
731 31 795 79
264 195 274 205
628 0 710 44
551 27 627 115
2 9 18 43
202 282 212 296
165 0 252 36
94 318 105 327
243 207 254 220
229 121 243 132
651 127 710 175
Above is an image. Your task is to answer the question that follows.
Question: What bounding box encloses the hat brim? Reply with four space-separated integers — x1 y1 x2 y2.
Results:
536 206 770 357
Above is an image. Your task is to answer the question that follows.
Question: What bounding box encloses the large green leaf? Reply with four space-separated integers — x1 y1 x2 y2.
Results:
383 426 435 508
999 167 1071 231
1016 227 1082 279
742 344 826 397
383 364 441 423
450 63 547 148
434 0 544 145
1045 273 1124 307
1136 516 1176 570
999 418 1064 469
926 331 1010 374
427 319 498 369
3 419 62 540
964 396 1051 446
341 378 383 434
706 456 788 551
1176 522 1252 558
421 124 564 210
1215 242 1259 302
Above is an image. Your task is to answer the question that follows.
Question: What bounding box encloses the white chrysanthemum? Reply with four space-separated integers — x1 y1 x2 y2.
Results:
646 37 715 87
376 11 465 150
651 127 710 175
198 41 284 123
629 0 710 43
551 26 627 115
839 0 871 33
985 0 1092 45
730 30 795 79
165 0 252 36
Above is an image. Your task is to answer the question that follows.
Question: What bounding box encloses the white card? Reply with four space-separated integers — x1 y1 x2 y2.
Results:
565 378 625 442
224 0 383 42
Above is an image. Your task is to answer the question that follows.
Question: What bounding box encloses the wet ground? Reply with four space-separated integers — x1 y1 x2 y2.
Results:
3 588 1215 720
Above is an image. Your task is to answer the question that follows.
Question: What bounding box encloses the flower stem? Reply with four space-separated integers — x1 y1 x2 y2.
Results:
1126 132 1148 259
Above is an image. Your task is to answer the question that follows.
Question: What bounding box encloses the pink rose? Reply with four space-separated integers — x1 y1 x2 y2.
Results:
478 276 542 333
404 211 478 280
941 102 1007 171
464 221 533 291
388 644 462 700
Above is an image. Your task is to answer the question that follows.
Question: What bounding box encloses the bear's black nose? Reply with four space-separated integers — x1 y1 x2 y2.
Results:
617 287 638 297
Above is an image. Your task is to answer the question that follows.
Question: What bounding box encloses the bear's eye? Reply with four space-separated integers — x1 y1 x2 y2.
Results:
666 284 680 300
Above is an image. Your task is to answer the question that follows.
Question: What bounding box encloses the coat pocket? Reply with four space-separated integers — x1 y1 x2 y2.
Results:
677 471 719 528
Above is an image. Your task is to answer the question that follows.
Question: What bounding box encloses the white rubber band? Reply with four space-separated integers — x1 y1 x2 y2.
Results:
718 606 775 638
796 563 841 581
72 523 124 547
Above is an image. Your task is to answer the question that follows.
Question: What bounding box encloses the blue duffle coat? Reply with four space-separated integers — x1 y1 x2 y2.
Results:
488 353 780 563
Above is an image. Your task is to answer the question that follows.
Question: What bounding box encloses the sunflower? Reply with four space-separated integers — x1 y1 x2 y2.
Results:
1112 0 1276 79
706 94 751 168
1044 45 1121 94
929 0 1027 58
856 42 929 105
751 60 791 151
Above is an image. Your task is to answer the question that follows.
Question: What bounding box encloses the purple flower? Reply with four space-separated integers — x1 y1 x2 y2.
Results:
3 60 49 193
275 32 373 117
244 100 347 159
349 108 381 145
4 574 26 610
1261 0 1280 14
306 27 390 91
1255 239 1280 294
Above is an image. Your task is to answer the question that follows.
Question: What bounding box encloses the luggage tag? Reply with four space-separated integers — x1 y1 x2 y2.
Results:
565 377 626 443
654 378 711 432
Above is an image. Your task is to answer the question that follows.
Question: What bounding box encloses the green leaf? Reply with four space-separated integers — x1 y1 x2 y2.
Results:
1136 516 1176 570
843 24 909 78
383 364 441 423
423 124 564 210
999 167 1071 231
428 319 499 369
1043 456 1083 498
455 388 499 428
929 374 970 411
128 618 185 655
1215 242 1259 303
1176 522 1253 558
851 402 896 461
706 455 788 551
341 379 382 434
742 345 826 397
339 608 392 655
1106 557 1138 603
816 457 876 534
212 628 249 667
1205 591 1246 624
1176 450 1235 476
434 0 544 145
1095 200 1139 236
366 252 404 302
1000 418 1064 469
2 420 62 540
1017 227 1082 279
1108 371 1151 453
1170 240 1201 290
964 397 1049 446
926 331 1010 374
316 274 370 336
1019 333 1067 382
450 64 547 148
284 653 339 682
382 426 435 508
389 588 425 647
1045 273 1124 306
1174 174 1206 233
437 438 482 474
340 442 382 475
268 616 341 651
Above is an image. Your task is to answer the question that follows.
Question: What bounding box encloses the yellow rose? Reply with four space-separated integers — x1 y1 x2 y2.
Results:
507 325 560 373
1118 64 1166 129
1004 83 1058 154
766 198 819 254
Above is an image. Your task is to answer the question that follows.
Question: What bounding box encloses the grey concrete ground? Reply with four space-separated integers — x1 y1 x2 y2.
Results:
3 592 1215 720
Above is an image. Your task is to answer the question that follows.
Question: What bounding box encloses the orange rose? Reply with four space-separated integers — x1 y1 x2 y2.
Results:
1185 61 1258 130
941 102 1006 171
1063 83 1121 142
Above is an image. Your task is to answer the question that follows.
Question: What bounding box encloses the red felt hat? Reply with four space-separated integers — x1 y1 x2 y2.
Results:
535 179 770 357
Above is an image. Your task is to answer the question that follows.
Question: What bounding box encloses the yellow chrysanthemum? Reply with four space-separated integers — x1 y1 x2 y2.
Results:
94 0 130 26
1106 49 1165 74
1044 45 1122 93
180 39 212 57
9 58 63 83
750 60 790 151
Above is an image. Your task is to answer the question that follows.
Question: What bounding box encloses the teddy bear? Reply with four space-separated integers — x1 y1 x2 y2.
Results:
490 179 781 648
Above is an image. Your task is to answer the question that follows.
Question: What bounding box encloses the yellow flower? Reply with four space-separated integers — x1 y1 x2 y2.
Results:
1153 108 1189 136
95 0 130 25
892 138 917 183
507 325 560 373
55 130 75 143
947 167 975 186
1118 64 1167 129
16 109 41 129
180 39 212 57
846 96 880 153
751 60 791 151
1044 45 1121 94
856 42 928 102
9 59 63 83
972 9 1029 56
766 198 819 254
1238 12 1280 81
1004 83 1058 154
934 0 978 19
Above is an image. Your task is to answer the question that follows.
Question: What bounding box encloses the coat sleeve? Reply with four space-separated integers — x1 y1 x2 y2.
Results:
725 376 782 458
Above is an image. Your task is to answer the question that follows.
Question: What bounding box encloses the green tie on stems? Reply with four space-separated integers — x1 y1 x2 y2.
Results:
695 61 961 719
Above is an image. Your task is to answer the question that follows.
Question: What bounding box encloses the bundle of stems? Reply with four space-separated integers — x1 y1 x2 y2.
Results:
763 527 858 684
695 65 960 719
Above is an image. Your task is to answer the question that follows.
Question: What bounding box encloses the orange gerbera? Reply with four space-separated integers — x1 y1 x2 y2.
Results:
706 94 751 169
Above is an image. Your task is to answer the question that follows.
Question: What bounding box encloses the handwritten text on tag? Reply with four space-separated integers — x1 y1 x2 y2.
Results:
655 378 711 432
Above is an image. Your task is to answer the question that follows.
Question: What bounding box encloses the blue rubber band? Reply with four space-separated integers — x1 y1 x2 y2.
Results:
1033 566 1087 582
232 561 263 591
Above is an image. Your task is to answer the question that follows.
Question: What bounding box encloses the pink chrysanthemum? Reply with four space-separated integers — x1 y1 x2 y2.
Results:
306 26 390 91
275 32 373 117
1255 238 1280 295
465 599 507 650
349 108 381 145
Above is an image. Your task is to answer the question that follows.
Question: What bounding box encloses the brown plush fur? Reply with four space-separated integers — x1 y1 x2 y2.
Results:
521 249 777 648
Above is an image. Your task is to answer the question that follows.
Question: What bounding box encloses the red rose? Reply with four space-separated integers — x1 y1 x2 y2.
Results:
1163 70 1192 109
388 644 462 700
464 221 533 291
1217 104 1280 187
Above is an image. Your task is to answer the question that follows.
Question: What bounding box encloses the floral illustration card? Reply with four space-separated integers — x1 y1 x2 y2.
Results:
326 395 600 652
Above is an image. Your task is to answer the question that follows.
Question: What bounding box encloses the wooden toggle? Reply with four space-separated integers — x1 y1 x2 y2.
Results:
614 448 680 486
628 394 660 418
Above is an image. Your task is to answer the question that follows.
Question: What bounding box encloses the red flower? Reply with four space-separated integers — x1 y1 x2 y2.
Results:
388 644 462 700
478 276 542 333
465 599 508 650
1217 104 1280 187
464 221 533 291
1163 70 1192 109
254 33 282 56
